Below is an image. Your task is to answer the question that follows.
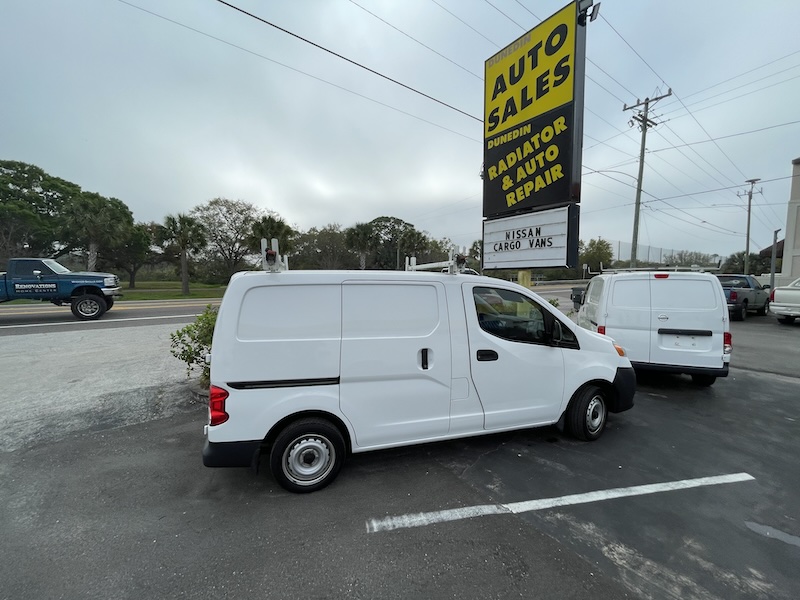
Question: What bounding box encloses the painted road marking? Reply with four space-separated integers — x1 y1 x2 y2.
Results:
366 472 755 533
0 314 200 329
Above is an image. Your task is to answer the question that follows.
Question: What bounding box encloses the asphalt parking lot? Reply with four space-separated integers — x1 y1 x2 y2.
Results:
1 311 798 599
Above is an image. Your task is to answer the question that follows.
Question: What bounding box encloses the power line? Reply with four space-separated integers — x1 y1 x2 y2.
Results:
428 0 500 47
213 0 482 122
649 119 800 152
114 0 481 141
346 0 483 80
483 0 528 30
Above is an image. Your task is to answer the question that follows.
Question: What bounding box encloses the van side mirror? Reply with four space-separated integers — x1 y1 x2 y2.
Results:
33 270 42 277
551 321 563 343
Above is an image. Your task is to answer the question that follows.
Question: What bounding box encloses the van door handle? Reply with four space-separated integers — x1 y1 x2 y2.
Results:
476 349 498 361
421 348 429 370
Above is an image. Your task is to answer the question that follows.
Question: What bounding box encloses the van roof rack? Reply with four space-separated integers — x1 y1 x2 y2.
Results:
406 248 473 274
589 261 722 275
260 238 289 272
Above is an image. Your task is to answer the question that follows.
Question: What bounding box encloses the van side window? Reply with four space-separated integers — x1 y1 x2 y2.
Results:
473 286 548 344
586 278 604 305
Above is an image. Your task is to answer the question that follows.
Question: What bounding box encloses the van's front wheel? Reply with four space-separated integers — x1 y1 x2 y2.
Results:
270 418 345 493
567 386 607 441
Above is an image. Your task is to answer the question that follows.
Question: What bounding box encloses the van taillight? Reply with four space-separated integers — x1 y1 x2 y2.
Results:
598 325 606 335
209 386 229 426
770 288 775 302
724 332 732 355
654 273 669 279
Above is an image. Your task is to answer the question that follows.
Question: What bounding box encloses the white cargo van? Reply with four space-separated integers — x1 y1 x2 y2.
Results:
577 271 731 386
203 270 635 493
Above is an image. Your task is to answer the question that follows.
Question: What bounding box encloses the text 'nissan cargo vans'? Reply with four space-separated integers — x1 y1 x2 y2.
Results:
203 271 636 492
577 271 731 386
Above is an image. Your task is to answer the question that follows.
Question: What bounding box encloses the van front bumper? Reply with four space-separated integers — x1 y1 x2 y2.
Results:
611 367 636 413
203 438 261 468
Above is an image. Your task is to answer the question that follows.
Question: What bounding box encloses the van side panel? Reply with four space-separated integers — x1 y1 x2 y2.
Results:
605 278 651 363
339 282 452 448
649 276 725 369
219 283 343 382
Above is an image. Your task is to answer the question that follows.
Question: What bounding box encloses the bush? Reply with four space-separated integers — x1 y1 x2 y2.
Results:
170 304 218 385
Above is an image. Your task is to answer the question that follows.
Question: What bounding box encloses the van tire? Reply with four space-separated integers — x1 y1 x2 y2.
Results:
71 294 107 320
691 374 716 386
269 418 345 493
778 316 795 324
566 386 607 441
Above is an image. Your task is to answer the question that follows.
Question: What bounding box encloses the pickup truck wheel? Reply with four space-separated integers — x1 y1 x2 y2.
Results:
105 297 114 310
778 316 795 324
566 385 607 441
270 418 345 493
71 294 107 320
691 374 716 386
733 302 747 321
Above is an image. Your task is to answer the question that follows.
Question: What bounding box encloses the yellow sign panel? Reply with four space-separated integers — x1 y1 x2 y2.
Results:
484 2 575 137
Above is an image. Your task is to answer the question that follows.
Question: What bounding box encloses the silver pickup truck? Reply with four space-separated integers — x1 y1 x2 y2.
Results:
769 276 800 324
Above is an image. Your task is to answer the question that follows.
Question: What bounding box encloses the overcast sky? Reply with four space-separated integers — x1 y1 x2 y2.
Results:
2 0 799 261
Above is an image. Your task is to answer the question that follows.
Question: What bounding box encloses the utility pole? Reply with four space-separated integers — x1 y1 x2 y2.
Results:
623 89 672 267
770 228 781 290
739 178 761 274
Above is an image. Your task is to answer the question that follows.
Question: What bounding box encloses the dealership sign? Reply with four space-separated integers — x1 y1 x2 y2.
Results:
483 205 579 270
483 1 587 222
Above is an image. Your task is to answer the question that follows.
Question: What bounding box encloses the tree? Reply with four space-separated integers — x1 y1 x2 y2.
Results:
292 224 359 270
162 213 207 295
579 238 614 274
61 192 133 271
102 222 161 288
345 222 374 270
249 214 297 256
192 198 261 280
368 216 415 269
0 160 81 261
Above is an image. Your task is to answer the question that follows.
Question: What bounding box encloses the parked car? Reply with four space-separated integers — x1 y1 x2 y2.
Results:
769 276 800 324
577 271 730 386
715 274 770 321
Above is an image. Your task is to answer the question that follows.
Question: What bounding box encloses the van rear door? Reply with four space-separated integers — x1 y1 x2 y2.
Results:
648 274 724 368
339 281 452 447
604 275 651 363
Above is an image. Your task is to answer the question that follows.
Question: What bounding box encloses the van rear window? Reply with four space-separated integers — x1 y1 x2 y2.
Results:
651 279 718 310
611 280 649 308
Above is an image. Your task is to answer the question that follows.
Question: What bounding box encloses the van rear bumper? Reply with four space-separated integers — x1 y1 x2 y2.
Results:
203 439 261 468
611 367 636 413
630 362 729 378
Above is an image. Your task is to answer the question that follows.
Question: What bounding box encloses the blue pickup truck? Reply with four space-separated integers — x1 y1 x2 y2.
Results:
1 258 121 320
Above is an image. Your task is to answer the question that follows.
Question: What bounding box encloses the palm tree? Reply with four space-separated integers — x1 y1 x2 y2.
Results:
249 215 296 256
345 222 374 270
162 214 207 295
62 192 132 271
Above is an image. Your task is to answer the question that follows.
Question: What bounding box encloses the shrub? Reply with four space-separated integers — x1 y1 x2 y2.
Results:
170 304 218 385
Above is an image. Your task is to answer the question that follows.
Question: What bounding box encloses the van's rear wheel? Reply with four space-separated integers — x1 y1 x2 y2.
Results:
269 418 345 493
567 385 607 441
691 374 716 386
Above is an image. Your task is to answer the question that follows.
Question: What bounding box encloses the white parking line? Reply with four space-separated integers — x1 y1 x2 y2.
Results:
366 472 755 533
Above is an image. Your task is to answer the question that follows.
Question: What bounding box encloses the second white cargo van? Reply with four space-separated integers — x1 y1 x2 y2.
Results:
577 271 731 386
203 270 636 493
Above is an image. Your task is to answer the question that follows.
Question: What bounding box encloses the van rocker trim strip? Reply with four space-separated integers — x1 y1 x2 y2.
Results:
227 377 340 390
657 328 713 336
